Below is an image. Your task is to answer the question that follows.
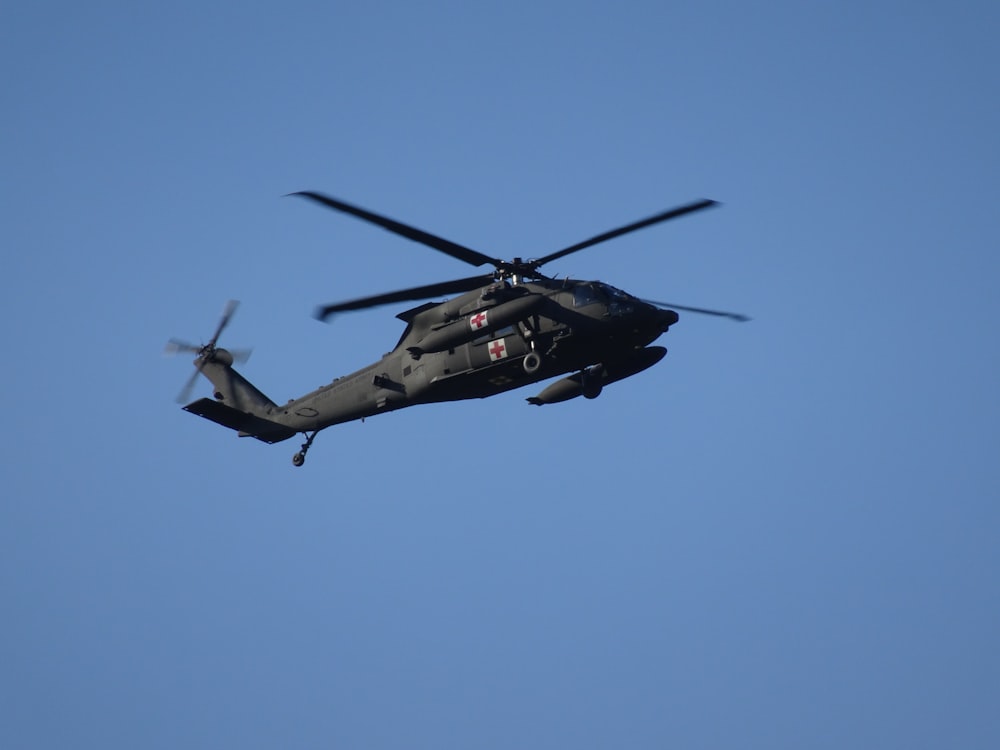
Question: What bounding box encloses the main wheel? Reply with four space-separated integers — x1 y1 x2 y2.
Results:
292 452 306 467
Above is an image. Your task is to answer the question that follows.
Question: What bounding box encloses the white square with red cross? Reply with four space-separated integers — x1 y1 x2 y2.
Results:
469 310 489 331
487 337 508 361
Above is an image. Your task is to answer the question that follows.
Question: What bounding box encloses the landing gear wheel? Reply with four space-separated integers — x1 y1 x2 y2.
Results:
292 431 318 467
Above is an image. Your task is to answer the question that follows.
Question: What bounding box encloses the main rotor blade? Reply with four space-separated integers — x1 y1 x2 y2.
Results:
533 199 719 268
315 273 496 321
291 191 501 269
643 298 750 322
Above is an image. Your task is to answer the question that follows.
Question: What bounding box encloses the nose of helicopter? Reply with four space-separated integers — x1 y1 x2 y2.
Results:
657 308 680 330
629 303 678 347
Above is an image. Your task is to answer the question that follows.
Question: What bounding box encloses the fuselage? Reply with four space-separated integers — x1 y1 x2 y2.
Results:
270 279 677 432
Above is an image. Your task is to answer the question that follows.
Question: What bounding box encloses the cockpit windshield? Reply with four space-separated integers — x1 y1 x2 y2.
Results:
598 283 632 300
573 282 634 308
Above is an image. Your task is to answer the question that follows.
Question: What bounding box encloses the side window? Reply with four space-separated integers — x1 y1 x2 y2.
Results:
573 285 600 307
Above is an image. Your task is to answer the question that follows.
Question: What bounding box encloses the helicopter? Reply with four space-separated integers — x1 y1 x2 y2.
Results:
167 191 748 466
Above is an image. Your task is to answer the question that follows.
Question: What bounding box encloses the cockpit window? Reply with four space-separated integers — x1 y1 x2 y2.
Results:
599 283 631 300
590 282 636 317
573 283 635 308
573 284 603 307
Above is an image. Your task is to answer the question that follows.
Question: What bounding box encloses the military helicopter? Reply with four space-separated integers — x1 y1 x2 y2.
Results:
167 191 747 466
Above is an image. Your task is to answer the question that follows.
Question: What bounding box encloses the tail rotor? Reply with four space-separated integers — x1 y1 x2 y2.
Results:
165 300 252 404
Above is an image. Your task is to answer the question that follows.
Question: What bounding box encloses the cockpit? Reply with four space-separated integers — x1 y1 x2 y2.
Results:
572 282 637 316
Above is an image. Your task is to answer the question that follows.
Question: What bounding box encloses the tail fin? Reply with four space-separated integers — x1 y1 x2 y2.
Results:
196 357 276 413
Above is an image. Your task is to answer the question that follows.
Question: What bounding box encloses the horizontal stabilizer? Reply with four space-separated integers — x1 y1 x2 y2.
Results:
183 398 296 444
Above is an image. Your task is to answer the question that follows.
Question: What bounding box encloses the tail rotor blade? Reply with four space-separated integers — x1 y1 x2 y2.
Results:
164 338 202 356
168 300 249 403
176 362 204 404
208 300 239 348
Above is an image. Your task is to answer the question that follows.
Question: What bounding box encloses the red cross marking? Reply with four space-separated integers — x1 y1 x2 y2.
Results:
470 311 488 330
489 340 506 359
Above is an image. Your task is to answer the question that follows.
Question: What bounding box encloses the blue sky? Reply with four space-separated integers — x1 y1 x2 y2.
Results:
3 1 999 747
